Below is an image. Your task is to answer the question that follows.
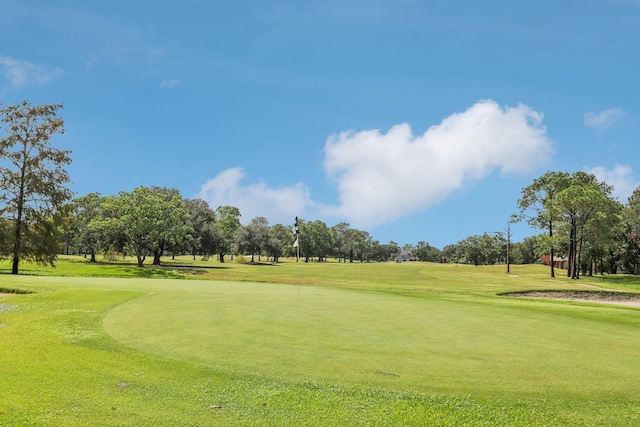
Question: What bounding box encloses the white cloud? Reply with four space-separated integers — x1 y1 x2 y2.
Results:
585 164 638 202
160 79 181 89
584 108 628 130
197 167 313 225
322 99 553 227
0 56 63 88
196 100 553 228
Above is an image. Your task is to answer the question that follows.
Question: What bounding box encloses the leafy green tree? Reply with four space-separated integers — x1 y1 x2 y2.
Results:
87 197 128 260
518 171 571 277
91 187 190 267
511 235 538 264
579 199 621 276
251 216 270 261
71 193 104 262
265 223 293 262
331 222 349 263
552 173 617 279
620 187 640 273
456 235 484 266
355 230 374 262
236 216 270 262
377 240 400 262
604 220 627 274
441 244 458 263
184 198 218 260
0 101 73 274
92 190 149 267
342 228 370 262
331 222 350 262
299 219 334 262
56 201 76 255
146 187 191 265
455 233 504 266
215 205 241 263
413 241 441 262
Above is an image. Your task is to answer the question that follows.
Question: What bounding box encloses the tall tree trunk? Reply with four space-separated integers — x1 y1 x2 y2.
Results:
11 249 20 275
152 241 165 266
11 211 23 275
135 242 145 267
11 173 26 275
567 226 574 278
548 221 555 278
568 221 578 279
576 224 586 280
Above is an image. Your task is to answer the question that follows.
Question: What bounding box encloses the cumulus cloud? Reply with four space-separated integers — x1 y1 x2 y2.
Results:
585 164 638 202
322 99 553 227
0 56 63 88
197 167 313 224
196 100 552 228
584 108 628 130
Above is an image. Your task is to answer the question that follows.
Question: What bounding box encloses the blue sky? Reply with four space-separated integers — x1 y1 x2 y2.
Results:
1 0 638 249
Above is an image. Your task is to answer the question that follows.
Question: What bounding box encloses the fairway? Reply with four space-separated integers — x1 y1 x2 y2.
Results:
3 261 640 425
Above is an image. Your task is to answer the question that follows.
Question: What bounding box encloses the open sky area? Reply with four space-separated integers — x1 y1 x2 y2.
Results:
1 0 638 249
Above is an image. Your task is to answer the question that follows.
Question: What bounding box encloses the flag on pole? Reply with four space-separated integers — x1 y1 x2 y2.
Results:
293 217 300 247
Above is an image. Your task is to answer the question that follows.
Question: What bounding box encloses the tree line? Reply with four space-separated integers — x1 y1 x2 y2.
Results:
3 101 640 277
67 187 410 266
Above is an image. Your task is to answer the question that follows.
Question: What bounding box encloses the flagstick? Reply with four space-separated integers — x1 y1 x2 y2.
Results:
297 242 300 295
294 216 301 295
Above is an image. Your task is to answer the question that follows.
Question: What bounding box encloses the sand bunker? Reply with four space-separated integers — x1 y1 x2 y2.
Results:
503 290 640 307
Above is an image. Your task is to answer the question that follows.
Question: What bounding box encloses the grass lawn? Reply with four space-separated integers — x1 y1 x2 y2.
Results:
1 256 640 425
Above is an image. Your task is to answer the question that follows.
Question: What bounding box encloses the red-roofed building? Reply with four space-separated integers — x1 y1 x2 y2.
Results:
540 255 567 269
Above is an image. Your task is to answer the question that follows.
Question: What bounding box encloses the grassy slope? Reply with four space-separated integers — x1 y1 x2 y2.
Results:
1 257 640 425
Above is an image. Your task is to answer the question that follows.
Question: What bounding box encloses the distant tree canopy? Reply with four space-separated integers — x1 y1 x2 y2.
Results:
64 191 411 266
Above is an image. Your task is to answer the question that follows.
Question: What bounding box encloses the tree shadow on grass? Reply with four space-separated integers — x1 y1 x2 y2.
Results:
237 262 281 267
169 264 232 270
116 265 223 279
0 287 33 294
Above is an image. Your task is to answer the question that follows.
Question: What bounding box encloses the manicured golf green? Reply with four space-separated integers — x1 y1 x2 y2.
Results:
1 258 640 425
